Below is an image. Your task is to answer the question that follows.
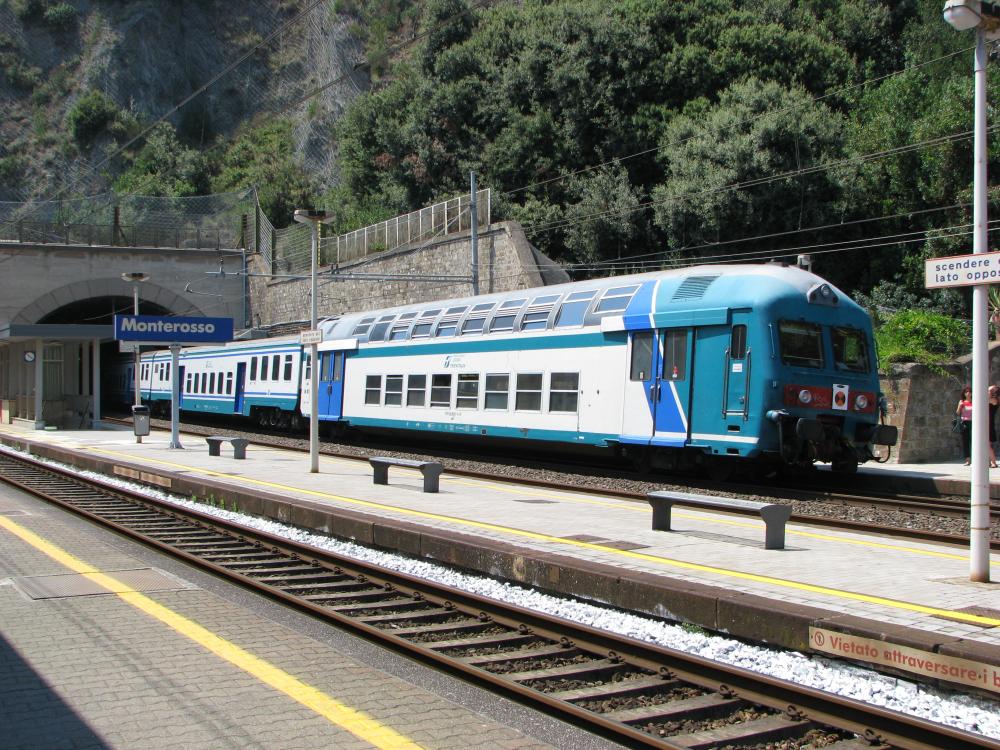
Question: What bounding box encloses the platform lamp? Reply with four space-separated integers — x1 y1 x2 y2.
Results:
943 0 1000 582
121 272 149 443
293 209 334 473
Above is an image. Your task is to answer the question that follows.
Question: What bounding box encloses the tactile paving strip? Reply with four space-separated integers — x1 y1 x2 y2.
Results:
12 568 196 600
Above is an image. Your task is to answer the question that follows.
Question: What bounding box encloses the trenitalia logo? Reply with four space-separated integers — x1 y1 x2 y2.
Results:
114 315 233 343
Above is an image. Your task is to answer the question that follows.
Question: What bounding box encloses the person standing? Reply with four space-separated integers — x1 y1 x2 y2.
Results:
957 385 973 465
989 385 1000 468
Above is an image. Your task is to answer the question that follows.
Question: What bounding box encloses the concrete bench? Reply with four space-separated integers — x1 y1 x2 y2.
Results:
205 436 249 460
369 456 443 493
647 490 792 550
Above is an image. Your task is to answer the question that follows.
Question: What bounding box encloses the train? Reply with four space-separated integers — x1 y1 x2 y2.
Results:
109 263 897 476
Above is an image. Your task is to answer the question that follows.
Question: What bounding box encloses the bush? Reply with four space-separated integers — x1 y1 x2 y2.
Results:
11 0 46 22
43 3 78 30
66 90 118 146
874 310 969 372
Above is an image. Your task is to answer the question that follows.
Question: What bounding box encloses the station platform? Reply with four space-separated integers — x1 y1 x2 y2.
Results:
1 421 998 702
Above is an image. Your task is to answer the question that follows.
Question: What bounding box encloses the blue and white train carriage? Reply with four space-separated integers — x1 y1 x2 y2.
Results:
314 263 897 474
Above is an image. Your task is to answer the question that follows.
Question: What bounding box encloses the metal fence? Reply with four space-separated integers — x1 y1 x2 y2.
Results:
0 220 229 249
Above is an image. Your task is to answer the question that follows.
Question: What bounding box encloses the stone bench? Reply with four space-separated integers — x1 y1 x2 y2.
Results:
647 490 792 550
205 436 249 460
369 456 444 493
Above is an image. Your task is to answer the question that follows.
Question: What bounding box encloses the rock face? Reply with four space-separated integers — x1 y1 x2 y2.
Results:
0 0 368 200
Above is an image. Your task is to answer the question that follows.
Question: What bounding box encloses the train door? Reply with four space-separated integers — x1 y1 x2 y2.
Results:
319 351 345 419
625 328 692 446
233 363 246 414
178 366 186 408
723 313 752 421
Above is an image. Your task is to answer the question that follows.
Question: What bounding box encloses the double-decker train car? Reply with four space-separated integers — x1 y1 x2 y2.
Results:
313 263 896 475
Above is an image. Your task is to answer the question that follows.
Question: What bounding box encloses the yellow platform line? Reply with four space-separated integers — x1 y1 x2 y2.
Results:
78 445 1000 628
0 516 423 750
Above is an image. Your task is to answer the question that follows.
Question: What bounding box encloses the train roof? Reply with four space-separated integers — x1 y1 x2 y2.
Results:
320 263 866 342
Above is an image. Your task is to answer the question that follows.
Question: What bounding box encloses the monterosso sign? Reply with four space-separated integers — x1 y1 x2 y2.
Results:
809 627 1000 695
114 315 233 344
925 252 1000 289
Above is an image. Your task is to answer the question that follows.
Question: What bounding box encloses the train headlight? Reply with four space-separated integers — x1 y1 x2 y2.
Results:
798 389 812 405
854 394 868 411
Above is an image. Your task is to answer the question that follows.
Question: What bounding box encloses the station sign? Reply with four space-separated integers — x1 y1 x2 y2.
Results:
925 252 1000 288
114 315 233 344
299 330 322 345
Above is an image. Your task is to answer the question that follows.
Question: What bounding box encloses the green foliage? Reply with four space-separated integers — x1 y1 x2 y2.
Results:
210 119 317 227
43 2 77 30
11 0 45 22
0 52 42 89
874 309 969 370
66 90 118 146
0 155 25 185
115 122 209 197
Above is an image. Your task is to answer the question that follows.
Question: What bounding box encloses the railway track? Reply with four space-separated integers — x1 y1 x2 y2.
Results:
1 449 996 750
104 415 1000 550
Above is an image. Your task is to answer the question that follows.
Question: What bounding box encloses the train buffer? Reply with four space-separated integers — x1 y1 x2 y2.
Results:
646 490 792 550
369 456 444 493
205 436 250 460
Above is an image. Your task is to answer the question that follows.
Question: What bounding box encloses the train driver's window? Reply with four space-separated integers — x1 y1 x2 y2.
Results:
555 290 597 328
630 332 653 380
515 373 543 411
485 374 509 410
250 357 258 381
831 327 869 373
663 329 688 380
430 374 452 407
365 375 381 405
778 321 823 368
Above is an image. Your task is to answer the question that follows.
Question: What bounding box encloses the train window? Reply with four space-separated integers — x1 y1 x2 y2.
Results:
472 302 495 312
365 375 381 405
484 374 509 410
832 327 869 373
663 329 687 380
489 313 516 332
352 317 375 337
185 373 192 393
210 373 217 394
630 332 653 380
555 290 597 328
456 374 479 409
779 321 824 368
595 285 639 314
283 354 293 381
446 306 468 315
515 373 543 411
549 372 579 413
385 375 403 406
271 355 280 381
369 318 395 342
389 324 410 340
730 325 747 359
461 317 486 335
397 312 417 320
520 309 550 331
201 373 207 393
430 374 452 407
412 323 433 338
333 352 343 382
436 320 459 337
226 373 233 395
250 357 258 380
407 374 426 406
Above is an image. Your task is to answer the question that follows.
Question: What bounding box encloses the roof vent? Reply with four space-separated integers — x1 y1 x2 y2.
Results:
671 275 719 301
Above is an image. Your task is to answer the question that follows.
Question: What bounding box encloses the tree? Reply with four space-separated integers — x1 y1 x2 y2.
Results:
115 123 209 197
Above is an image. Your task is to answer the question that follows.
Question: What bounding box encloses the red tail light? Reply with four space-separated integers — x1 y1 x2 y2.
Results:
783 385 876 413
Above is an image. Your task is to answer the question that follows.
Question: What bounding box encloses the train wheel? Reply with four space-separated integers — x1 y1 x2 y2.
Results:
267 409 281 427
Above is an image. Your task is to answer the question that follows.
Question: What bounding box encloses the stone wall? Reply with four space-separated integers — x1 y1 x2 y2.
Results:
247 220 568 327
878 342 1000 463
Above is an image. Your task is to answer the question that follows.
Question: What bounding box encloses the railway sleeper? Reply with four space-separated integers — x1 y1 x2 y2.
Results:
429 632 542 653
549 675 677 703
324 598 425 614
504 658 627 683
301 588 392 604
387 621 499 638
364 609 466 626
603 692 741 725
292 581 377 596
665 714 812 749
455 644 579 667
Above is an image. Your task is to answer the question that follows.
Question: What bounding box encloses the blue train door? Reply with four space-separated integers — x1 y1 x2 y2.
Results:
629 328 692 445
723 313 751 421
234 363 246 414
319 351 345 419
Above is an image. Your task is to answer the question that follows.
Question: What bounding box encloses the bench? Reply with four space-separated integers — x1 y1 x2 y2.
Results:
647 490 792 550
205 436 250 460
369 456 444 493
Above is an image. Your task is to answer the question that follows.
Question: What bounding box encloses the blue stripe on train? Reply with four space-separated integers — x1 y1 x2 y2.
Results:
344 415 616 446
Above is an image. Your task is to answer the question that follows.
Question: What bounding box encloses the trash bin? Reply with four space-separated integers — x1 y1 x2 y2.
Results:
132 405 150 437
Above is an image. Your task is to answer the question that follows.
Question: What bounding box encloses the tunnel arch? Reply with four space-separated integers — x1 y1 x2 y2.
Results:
13 278 207 325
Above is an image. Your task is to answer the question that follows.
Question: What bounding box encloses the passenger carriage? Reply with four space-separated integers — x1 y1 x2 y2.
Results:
314 263 897 475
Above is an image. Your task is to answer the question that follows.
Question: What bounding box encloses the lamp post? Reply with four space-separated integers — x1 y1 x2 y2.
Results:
943 0 998 582
121 272 149 444
293 209 334 473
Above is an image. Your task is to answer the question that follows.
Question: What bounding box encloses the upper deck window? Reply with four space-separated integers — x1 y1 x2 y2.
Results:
490 298 526 333
368 314 397 342
832 327 870 373
351 317 375 337
554 290 597 328
435 306 467 338
411 309 441 339
520 294 560 331
594 285 639 314
779 321 824 368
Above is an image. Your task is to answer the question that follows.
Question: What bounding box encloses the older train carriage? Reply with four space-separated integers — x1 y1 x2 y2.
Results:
315 263 896 475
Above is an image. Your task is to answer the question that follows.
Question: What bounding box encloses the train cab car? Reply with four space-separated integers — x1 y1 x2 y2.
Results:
315 263 896 475
136 337 305 427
